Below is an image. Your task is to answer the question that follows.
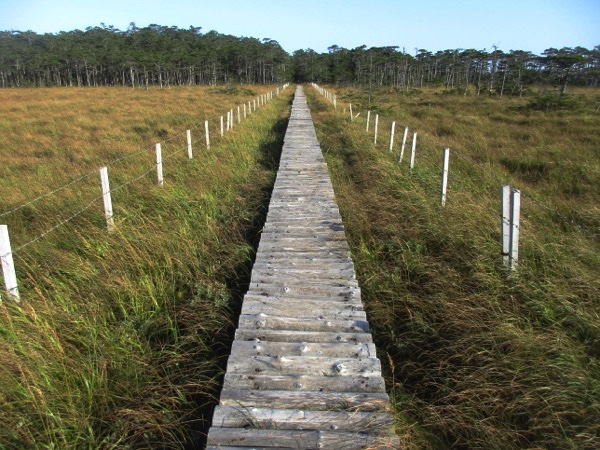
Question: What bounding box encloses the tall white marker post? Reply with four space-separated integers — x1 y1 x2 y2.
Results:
186 130 193 159
389 121 396 152
99 166 114 231
409 132 417 169
0 225 19 301
205 121 210 149
440 148 450 206
156 143 164 186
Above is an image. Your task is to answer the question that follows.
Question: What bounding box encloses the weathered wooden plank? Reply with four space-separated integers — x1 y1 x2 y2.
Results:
234 329 373 344
237 314 370 333
218 389 390 412
222 373 387 393
207 429 399 450
212 406 394 432
242 293 362 307
240 302 366 320
245 283 360 298
224 355 382 377
230 340 375 358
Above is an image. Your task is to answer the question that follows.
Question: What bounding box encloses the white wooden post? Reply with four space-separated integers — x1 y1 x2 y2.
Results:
99 166 114 231
410 132 417 169
501 185 511 268
399 126 409 162
441 148 450 206
366 111 371 132
226 111 230 131
374 114 379 144
0 225 19 301
253 99 256 111
155 143 163 186
205 120 210 149
510 189 521 269
389 121 396 152
220 116 224 137
243 103 247 119
349 103 353 121
333 95 337 109
186 129 193 159
230 109 234 129
237 106 241 124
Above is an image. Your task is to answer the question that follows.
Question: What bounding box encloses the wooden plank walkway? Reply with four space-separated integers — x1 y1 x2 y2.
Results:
206 86 398 449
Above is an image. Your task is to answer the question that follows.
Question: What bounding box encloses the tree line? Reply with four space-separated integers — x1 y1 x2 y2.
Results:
1 23 598 95
0 24 290 87
294 45 600 96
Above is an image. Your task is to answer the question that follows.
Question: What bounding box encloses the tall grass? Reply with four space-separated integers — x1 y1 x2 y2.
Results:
0 85 292 448
306 85 599 449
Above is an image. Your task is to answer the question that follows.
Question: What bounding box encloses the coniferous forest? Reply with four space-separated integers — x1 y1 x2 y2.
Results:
1 23 599 94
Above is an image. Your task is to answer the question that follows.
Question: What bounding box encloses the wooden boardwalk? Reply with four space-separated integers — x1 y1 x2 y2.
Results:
206 86 398 449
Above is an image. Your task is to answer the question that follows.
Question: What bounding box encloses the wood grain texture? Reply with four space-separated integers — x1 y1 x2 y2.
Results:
206 86 399 449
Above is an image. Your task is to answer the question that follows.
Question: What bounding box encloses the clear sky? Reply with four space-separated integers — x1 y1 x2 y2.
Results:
1 0 598 55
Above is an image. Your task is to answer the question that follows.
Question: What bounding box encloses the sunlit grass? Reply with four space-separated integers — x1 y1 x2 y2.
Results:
307 85 600 449
0 84 292 448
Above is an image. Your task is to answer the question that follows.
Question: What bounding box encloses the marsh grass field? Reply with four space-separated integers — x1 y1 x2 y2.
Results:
0 84 292 448
306 85 599 448
0 81 599 449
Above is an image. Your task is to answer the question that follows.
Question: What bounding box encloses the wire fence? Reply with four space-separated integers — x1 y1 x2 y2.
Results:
0 84 291 298
312 83 599 242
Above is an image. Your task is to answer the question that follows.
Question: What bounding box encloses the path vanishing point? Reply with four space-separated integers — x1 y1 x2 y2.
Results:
207 86 399 449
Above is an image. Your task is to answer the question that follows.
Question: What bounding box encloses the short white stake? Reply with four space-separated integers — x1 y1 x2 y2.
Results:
349 103 353 121
99 166 114 231
226 111 230 131
220 116 224 137
389 121 396 152
186 129 193 159
156 143 163 186
333 95 337 109
0 225 19 301
441 148 450 206
366 111 371 132
205 120 210 149
399 126 408 162
409 132 417 169
501 185 511 268
374 114 379 144
510 189 521 270
237 106 241 124
243 103 247 119
230 109 234 129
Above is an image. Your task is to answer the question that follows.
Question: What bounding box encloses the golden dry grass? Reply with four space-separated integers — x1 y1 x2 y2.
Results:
307 84 600 449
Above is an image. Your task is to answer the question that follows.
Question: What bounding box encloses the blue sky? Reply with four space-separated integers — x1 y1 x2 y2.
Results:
1 0 598 55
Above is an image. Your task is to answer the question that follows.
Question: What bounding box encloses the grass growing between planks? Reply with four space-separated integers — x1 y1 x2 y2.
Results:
306 85 599 449
0 84 292 448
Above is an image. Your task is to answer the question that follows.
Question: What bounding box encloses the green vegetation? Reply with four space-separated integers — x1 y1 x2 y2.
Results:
306 85 599 449
2 24 598 96
0 85 292 448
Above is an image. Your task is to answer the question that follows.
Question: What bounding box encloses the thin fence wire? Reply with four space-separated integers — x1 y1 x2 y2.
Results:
0 171 96 219
10 196 102 255
0 88 283 221
0 85 290 259
314 83 599 240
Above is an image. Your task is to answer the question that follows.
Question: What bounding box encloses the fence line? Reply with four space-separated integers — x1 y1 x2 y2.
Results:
311 83 598 274
0 85 289 221
1 83 290 299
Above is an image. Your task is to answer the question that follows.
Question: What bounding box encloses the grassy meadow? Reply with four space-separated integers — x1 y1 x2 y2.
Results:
0 84 292 448
306 85 599 449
